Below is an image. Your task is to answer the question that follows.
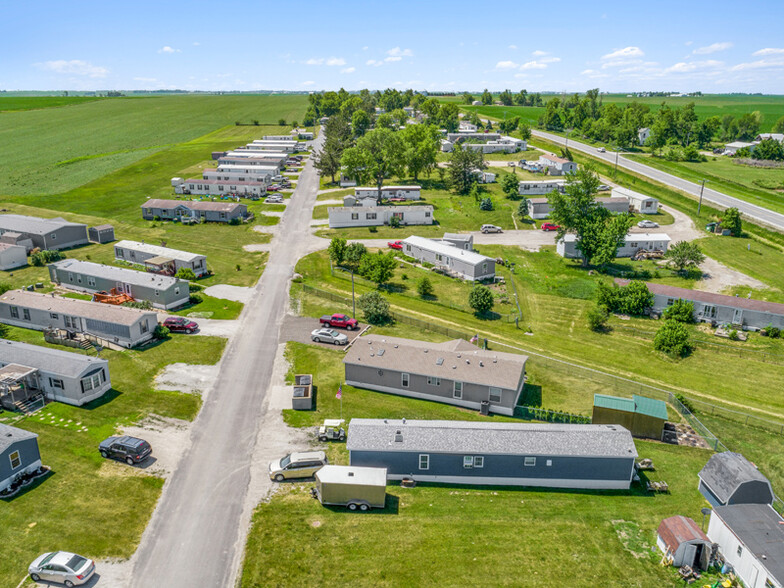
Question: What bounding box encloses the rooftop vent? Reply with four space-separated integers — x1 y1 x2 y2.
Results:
394 430 403 442
479 361 484 367
377 349 385 356
394 344 398 348
402 418 406 424
423 349 428 353
452 365 456 369
436 358 444 366
465 359 470 364
457 354 461 358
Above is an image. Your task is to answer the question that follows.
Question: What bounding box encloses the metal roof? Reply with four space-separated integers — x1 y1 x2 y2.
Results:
0 338 108 379
0 214 86 236
594 394 636 413
142 199 246 213
344 334 526 390
0 423 38 453
315 465 387 487
712 504 784 584
633 395 669 420
657 516 710 550
115 240 204 263
699 452 773 504
50 259 182 289
347 419 638 459
0 290 157 327
402 236 493 266
611 186 657 202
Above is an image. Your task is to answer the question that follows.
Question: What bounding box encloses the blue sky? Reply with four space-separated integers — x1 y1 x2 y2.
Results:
3 0 784 93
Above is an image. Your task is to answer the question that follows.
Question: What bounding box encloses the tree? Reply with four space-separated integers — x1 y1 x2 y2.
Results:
481 89 493 105
654 320 692 357
500 173 520 200
774 116 784 133
479 197 493 211
663 300 695 323
446 143 486 194
519 124 532 141
278 119 286 126
462 92 474 105
498 89 514 106
722 207 742 237
517 198 529 218
175 267 197 280
313 139 343 183
341 128 405 204
596 281 653 315
351 109 371 137
328 237 347 265
390 108 408 127
401 124 440 181
358 251 397 287
416 276 434 298
438 102 460 132
375 113 394 129
547 168 635 266
587 304 609 332
358 291 392 325
753 138 784 161
665 241 705 271
468 284 494 315
344 242 367 267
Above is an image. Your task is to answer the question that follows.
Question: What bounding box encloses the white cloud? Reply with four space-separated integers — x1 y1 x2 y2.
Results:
685 41 693 46
340 67 356 74
753 47 784 56
305 58 324 65
305 57 345 66
693 42 733 55
366 59 383 67
133 77 157 83
664 60 723 74
508 45 517 50
540 56 561 64
385 56 402 62
387 47 413 58
35 59 109 78
326 57 346 66
158 46 180 54
520 60 547 70
602 46 644 60
302 81 316 86
731 57 784 71
362 46 368 51
192 42 200 46
532 50 548 57
495 60 519 70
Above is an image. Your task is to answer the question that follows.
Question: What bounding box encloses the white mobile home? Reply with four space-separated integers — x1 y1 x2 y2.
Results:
402 236 495 281
247 141 298 153
176 178 267 198
114 240 207 277
328 206 433 228
0 243 28 270
612 187 659 214
216 164 281 177
558 233 670 259
518 179 566 198
530 196 630 220
202 169 272 185
354 186 421 201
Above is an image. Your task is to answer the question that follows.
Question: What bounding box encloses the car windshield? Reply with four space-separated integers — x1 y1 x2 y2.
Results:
330 330 339 337
280 454 291 468
66 555 88 571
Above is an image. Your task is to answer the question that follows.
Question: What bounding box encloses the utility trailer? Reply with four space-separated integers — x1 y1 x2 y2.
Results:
313 465 387 511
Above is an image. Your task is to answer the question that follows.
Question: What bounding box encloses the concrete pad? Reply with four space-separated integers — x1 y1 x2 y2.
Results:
204 284 255 303
122 415 191 478
310 219 329 226
243 243 271 252
253 224 279 234
261 211 285 217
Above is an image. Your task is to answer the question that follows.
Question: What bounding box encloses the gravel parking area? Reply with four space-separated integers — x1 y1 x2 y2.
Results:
282 315 364 347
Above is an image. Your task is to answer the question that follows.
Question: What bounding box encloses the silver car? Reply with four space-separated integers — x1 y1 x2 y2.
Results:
637 220 659 229
481 224 503 234
311 328 348 345
29 551 95 586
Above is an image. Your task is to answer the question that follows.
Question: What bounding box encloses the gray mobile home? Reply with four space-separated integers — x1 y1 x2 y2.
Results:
0 215 88 251
0 424 42 494
558 232 670 259
114 240 207 277
343 335 526 416
88 225 115 244
141 199 249 223
347 419 638 489
49 259 189 310
0 290 158 348
402 236 495 281
698 452 774 507
616 279 784 331
0 339 111 407
530 196 630 220
0 243 28 270
355 186 421 200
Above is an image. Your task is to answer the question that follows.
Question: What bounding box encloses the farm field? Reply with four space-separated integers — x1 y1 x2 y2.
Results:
0 325 226 583
0 96 105 112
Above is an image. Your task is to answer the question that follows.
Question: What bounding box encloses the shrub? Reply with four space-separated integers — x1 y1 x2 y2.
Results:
722 207 742 237
596 280 652 315
189 293 203 305
188 283 204 292
358 291 392 325
654 320 692 357
278 118 286 126
121 300 153 310
228 217 241 225
153 215 161 221
401 273 408 280
468 284 494 314
389 216 401 228
662 299 695 323
175 267 197 280
236 264 241 271
587 304 609 332
728 329 739 341
765 324 781 338
153 324 170 339
29 249 63 267
416 276 434 298
674 393 695 413
479 197 493 211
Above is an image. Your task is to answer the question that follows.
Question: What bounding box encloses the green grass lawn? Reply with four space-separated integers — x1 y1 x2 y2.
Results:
0 326 226 582
699 235 784 297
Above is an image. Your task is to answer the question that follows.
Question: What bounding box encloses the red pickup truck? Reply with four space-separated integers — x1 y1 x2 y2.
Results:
319 313 358 330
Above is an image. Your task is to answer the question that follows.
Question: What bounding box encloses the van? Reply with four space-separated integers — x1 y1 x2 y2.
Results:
269 451 328 482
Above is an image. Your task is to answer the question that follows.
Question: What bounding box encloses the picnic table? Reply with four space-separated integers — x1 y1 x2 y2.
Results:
647 480 669 493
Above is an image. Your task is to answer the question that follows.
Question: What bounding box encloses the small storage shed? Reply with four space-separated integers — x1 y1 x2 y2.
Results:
592 394 668 440
314 465 387 510
656 515 712 570
0 243 28 270
88 225 115 244
698 452 774 507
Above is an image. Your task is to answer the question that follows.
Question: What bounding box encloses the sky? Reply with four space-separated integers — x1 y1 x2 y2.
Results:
2 0 784 94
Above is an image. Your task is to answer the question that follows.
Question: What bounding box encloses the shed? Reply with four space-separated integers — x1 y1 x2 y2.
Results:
88 225 115 244
656 515 712 569
0 243 28 271
698 452 774 507
592 394 668 439
0 423 42 494
314 465 387 509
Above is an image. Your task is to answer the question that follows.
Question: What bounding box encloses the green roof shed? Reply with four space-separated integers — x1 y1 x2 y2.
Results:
592 393 668 440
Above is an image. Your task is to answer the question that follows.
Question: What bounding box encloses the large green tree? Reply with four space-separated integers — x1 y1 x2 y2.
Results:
481 89 493 105
468 284 494 315
753 138 784 161
722 207 742 237
401 124 440 181
341 128 405 204
358 251 398 287
351 109 371 137
665 241 705 271
500 173 520 199
446 143 486 195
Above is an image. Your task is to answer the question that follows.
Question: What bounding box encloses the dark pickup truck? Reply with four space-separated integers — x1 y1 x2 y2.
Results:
319 313 358 330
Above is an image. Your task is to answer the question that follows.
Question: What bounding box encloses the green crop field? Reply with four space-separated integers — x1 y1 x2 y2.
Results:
0 96 106 112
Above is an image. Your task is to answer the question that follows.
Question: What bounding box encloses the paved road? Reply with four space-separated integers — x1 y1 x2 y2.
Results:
531 129 784 232
130 133 324 588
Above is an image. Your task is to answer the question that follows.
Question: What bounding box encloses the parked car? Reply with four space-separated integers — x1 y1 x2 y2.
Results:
388 240 403 250
99 435 152 465
507 161 516 167
272 175 284 182
637 219 660 229
597 147 606 153
163 317 199 334
481 224 503 233
311 328 348 345
597 184 611 191
265 196 284 204
318 419 346 441
319 313 358 330
269 451 328 482
29 552 96 586
267 185 280 192
541 223 561 231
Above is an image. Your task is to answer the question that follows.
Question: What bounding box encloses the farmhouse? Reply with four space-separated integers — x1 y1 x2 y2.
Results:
656 516 713 570
354 186 421 200
0 215 88 251
49 259 189 310
538 154 578 175
343 335 526 415
708 504 784 588
611 186 659 214
0 290 157 348
0 424 41 494
638 127 651 146
0 243 27 270
141 199 249 223
698 452 774 507
458 121 478 132
114 240 207 277
558 232 670 259
402 236 495 281
616 280 784 330
724 141 757 155
0 339 111 407
176 178 268 198
347 419 638 489
592 394 668 439
327 205 433 228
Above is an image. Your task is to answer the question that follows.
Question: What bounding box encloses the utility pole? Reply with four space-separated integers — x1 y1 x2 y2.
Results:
351 270 356 318
614 147 620 177
697 179 707 216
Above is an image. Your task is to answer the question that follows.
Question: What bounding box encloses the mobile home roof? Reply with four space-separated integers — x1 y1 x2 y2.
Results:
402 236 492 266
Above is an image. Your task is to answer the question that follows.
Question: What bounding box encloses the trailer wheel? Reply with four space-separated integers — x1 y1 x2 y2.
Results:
359 503 369 512
348 502 358 511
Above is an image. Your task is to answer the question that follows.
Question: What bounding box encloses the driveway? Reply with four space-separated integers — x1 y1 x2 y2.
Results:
282 315 364 347
627 204 702 243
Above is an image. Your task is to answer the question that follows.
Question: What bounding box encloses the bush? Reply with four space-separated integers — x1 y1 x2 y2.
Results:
416 276 434 298
479 197 493 211
468 284 494 314
587 304 609 332
596 281 653 315
674 393 695 413
653 320 692 357
189 293 203 305
175 267 197 280
29 249 63 266
188 283 204 292
662 299 695 323
728 329 739 341
278 118 286 126
722 207 742 237
121 300 153 310
765 324 781 338
228 217 241 225
389 216 401 228
358 291 392 325
154 324 170 339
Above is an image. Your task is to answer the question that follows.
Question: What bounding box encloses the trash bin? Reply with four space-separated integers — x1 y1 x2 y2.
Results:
483 338 488 350
480 401 490 416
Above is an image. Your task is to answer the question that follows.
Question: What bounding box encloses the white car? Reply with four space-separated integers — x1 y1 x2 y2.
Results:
311 328 349 345
637 220 659 229
265 196 283 204
480 224 503 234
597 147 606 153
29 552 95 586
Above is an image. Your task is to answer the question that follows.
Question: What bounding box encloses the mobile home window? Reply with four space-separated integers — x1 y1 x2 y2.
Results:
22 309 30 321
50 313 58 319
87 277 96 287
489 387 502 403
351 213 359 220
453 381 463 399
81 377 94 392
666 298 674 306
736 545 742 557
68 272 74 282
474 456 484 468
419 454 429 470
49 378 64 389
482 262 487 272
427 376 440 386
524 457 536 467
401 373 410 388
175 287 180 295
463 456 474 468
425 211 431 217
366 213 377 220
10 306 18 318
9 451 21 470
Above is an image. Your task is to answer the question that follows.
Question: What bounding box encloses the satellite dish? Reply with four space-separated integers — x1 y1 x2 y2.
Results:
701 507 712 516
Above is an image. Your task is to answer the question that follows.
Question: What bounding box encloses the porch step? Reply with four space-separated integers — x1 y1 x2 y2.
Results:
80 339 94 351
14 394 45 415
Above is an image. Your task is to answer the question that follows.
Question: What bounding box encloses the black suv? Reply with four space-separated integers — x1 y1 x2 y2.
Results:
99 436 152 465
